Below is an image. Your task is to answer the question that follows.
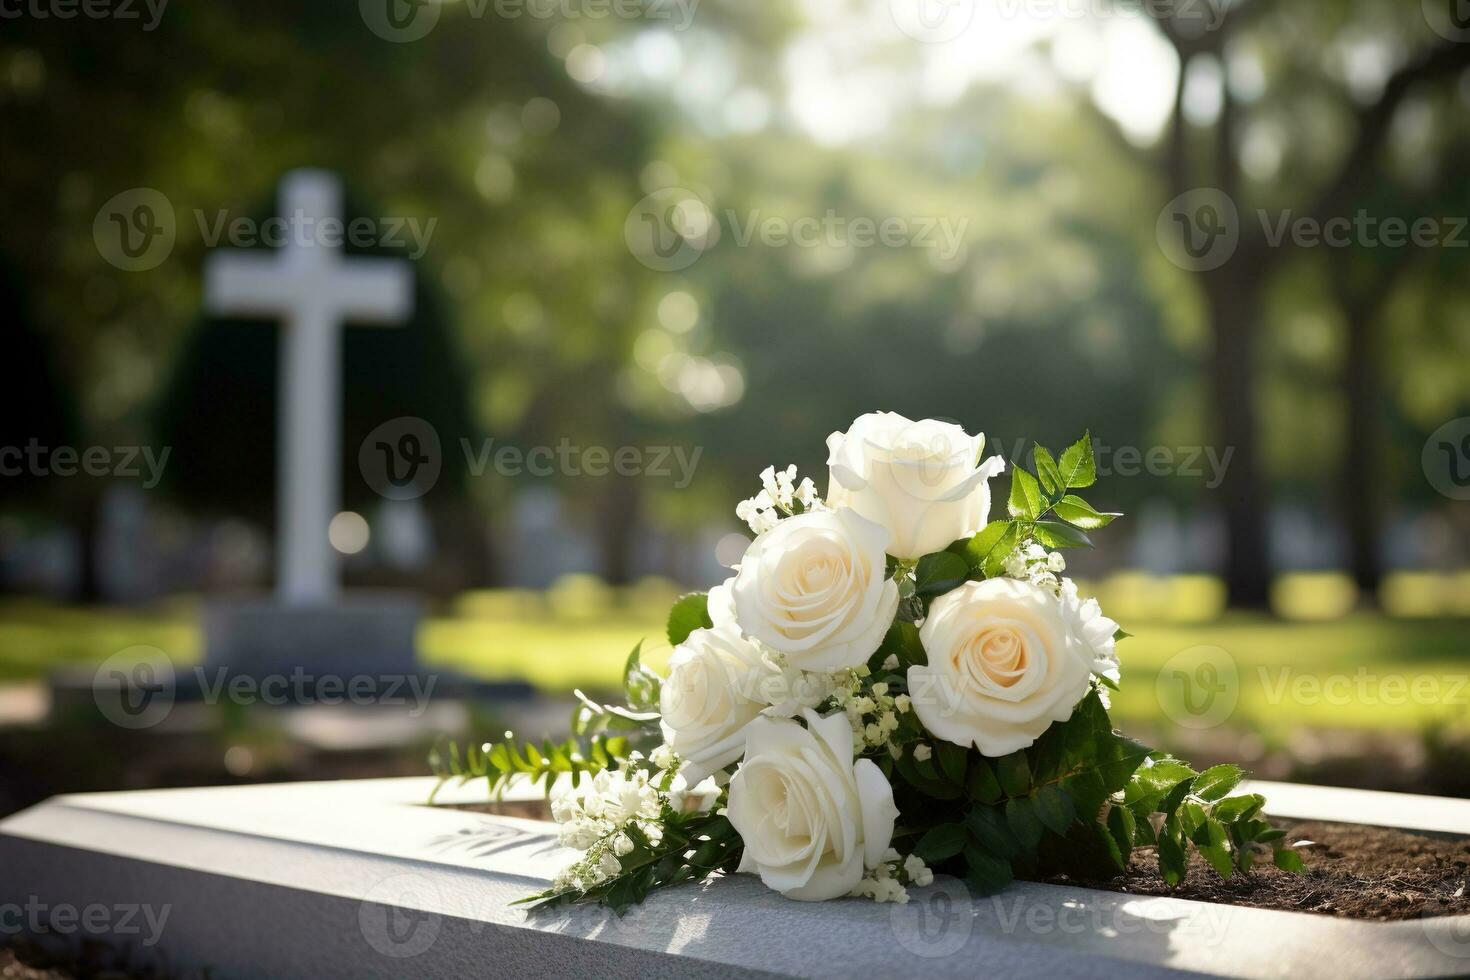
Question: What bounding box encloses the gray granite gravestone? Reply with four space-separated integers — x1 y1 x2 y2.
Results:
2 778 1468 978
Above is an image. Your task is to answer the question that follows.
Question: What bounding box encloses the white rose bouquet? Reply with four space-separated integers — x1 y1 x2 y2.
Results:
432 412 1300 912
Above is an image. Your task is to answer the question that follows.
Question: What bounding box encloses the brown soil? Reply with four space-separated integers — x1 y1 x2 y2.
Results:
1043 819 1470 921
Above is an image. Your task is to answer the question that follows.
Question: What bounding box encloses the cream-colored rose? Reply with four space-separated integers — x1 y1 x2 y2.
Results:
909 578 1091 756
659 624 767 785
729 508 899 672
826 412 1006 560
707 576 737 627
727 709 898 901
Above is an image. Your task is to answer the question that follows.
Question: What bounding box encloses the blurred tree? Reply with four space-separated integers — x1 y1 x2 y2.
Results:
1119 0 1470 606
0 266 88 596
0 1 674 586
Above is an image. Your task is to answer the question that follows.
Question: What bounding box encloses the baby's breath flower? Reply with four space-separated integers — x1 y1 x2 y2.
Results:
649 743 677 772
912 743 932 762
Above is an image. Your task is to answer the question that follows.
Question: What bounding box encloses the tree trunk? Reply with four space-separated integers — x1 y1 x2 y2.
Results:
1206 275 1272 609
1341 292 1382 602
72 486 104 603
595 477 641 586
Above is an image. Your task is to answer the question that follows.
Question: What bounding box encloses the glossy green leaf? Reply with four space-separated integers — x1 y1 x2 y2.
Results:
1033 784 1076 835
1033 520 1093 549
916 551 970 598
1008 467 1043 520
1033 445 1063 496
666 593 713 646
1052 494 1120 530
1192 764 1245 802
996 752 1031 797
1058 432 1096 489
914 823 969 862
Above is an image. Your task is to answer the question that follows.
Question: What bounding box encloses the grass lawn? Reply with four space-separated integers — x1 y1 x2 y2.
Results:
2 591 1467 736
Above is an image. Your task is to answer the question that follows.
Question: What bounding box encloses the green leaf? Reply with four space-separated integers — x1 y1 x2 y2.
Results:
1192 764 1245 802
1106 804 1137 857
1157 828 1187 886
1033 445 1063 496
996 752 1031 797
872 620 926 671
935 740 970 786
1033 520 1093 549
1005 797 1045 851
966 758 1003 804
895 751 964 800
1273 848 1305 873
621 641 662 712
956 520 1021 580
1058 432 1096 489
915 551 969 598
913 823 968 862
1052 495 1120 530
982 524 1021 578
1161 776 1195 816
666 593 713 646
1124 759 1197 814
1193 818 1234 879
1033 785 1076 835
1008 467 1043 520
965 806 1019 858
1211 793 1264 824
963 846 1014 895
1177 798 1202 832
1113 627 1132 642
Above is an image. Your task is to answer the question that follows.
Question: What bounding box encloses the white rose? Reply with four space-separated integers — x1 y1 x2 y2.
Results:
909 578 1091 756
826 412 1006 560
727 709 899 901
1060 579 1121 682
659 624 768 785
707 576 737 627
729 508 899 672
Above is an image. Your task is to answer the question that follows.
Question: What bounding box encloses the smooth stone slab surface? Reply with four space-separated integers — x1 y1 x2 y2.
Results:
2 778 1468 979
203 593 423 679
